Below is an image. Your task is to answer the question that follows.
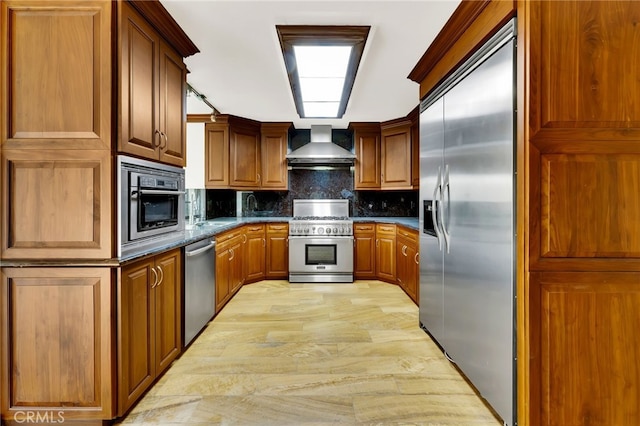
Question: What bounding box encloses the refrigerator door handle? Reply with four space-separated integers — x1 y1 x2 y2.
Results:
432 166 443 250
442 164 451 253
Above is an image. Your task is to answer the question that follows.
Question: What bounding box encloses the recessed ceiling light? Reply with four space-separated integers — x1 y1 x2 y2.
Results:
276 25 370 119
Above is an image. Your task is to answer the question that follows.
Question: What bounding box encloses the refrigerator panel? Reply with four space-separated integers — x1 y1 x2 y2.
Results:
418 97 445 344
442 39 515 424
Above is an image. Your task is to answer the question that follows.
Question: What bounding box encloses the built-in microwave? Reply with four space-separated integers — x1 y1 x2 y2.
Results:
117 155 185 257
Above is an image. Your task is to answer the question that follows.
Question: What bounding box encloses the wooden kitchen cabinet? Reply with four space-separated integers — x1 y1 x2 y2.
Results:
354 223 376 279
119 2 187 167
117 248 182 416
350 123 381 189
215 228 244 311
205 117 289 190
350 118 416 190
396 226 419 304
266 223 289 279
260 123 292 190
244 224 266 283
375 224 397 283
0 0 113 260
1 267 113 421
380 118 414 189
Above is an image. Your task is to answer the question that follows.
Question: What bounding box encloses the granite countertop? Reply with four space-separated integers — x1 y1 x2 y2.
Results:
0 217 418 267
119 216 419 263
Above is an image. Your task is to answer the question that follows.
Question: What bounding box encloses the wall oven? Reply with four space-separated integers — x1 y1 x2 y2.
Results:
118 155 185 257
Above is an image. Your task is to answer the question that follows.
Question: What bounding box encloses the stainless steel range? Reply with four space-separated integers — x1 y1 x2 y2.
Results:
289 199 354 283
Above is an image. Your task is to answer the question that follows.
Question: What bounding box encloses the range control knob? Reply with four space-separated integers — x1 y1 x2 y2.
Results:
326 227 331 234
318 227 324 234
333 227 338 234
304 228 310 234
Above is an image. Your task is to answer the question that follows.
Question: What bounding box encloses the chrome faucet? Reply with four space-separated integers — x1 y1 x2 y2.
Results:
246 193 257 213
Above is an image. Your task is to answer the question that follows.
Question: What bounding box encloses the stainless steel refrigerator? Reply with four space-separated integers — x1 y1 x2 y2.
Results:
419 19 516 425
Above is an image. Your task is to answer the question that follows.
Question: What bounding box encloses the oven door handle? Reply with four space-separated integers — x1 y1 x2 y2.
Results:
130 189 186 198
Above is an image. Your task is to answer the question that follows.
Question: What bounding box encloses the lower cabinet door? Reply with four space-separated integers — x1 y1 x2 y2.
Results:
117 248 182 416
153 249 182 374
266 224 288 278
1 267 113 421
118 258 155 416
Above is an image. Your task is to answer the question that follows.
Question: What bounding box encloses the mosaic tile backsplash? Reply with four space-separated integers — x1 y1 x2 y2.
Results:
204 169 417 219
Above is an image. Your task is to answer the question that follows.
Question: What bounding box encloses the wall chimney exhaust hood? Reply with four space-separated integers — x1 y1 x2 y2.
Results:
286 125 356 166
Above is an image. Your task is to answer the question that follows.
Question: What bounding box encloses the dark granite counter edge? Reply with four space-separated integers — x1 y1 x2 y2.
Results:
0 217 419 267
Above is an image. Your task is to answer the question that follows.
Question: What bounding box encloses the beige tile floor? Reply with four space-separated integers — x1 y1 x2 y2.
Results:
116 280 502 425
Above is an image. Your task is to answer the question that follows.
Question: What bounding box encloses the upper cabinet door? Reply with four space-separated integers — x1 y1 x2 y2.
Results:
350 122 381 189
158 40 186 167
1 1 112 150
119 3 187 166
260 123 291 190
229 124 261 188
119 3 160 159
381 120 413 189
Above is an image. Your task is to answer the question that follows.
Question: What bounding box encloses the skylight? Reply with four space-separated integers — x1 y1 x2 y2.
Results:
276 26 370 119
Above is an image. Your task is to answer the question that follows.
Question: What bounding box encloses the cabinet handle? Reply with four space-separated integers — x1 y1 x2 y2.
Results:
286 238 288 247
154 129 162 148
414 252 419 264
161 132 168 150
156 265 164 287
376 239 379 247
262 238 266 247
150 267 158 288
257 173 261 182
243 234 247 243
229 248 234 261
402 245 407 256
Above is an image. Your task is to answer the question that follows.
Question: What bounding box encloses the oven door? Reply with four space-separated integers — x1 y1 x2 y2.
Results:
288 236 354 282
129 184 183 240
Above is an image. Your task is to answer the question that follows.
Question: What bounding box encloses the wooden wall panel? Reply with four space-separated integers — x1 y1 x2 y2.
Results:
538 1 640 129
1 1 111 149
534 272 640 426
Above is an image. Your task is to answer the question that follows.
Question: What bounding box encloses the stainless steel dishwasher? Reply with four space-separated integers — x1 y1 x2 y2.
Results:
184 237 216 346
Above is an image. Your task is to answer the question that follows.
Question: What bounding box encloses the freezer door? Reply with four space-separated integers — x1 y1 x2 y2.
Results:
442 39 515 424
418 97 445 344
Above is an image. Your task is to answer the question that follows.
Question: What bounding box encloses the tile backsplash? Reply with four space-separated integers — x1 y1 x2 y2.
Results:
201 169 417 219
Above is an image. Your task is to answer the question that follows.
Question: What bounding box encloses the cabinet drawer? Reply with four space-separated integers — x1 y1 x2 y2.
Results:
245 224 265 235
376 224 396 236
216 228 243 244
267 223 288 233
397 226 418 243
355 223 375 233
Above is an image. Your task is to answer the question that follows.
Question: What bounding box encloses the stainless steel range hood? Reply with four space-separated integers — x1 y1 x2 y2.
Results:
286 125 355 165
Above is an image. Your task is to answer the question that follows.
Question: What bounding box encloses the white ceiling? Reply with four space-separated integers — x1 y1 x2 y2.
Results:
160 0 461 129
